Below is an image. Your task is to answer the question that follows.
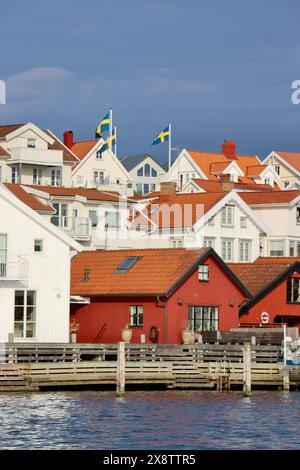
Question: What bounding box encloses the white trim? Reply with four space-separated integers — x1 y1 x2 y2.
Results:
263 151 300 178
180 149 208 180
181 179 205 193
46 129 81 163
5 122 55 145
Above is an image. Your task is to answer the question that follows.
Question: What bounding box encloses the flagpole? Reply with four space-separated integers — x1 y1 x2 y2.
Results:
168 123 172 171
109 107 113 151
114 125 117 158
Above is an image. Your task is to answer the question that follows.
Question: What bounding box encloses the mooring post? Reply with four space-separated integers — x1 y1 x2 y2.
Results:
283 366 290 391
116 341 125 397
243 342 251 396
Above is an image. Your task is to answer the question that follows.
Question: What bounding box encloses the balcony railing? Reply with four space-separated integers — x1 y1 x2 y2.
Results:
0 257 29 281
51 216 91 239
8 147 63 166
91 177 111 188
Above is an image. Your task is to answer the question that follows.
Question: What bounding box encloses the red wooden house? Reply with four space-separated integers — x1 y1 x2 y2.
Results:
230 258 300 330
70 247 250 344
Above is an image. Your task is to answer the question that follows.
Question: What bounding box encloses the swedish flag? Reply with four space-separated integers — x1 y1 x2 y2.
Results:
95 111 110 138
152 126 170 145
106 128 116 147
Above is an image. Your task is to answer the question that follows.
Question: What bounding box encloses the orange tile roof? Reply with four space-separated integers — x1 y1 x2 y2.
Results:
43 130 78 163
30 185 121 202
276 152 300 172
191 179 278 192
134 192 226 228
246 165 267 177
0 145 10 157
187 149 261 181
71 247 211 296
71 140 98 160
0 123 24 138
229 258 300 296
210 162 231 173
4 183 55 213
239 190 300 205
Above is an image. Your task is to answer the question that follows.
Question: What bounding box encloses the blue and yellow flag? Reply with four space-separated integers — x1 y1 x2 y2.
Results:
152 126 170 145
95 111 110 138
106 128 116 147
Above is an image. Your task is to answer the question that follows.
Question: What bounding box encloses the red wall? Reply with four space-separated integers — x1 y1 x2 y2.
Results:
240 273 300 330
71 255 247 344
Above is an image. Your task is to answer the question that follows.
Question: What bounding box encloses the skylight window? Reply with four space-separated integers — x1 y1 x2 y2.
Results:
114 256 141 273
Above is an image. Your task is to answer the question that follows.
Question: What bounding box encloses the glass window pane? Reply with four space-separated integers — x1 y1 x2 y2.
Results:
26 323 36 338
144 164 150 177
26 306 36 322
14 322 24 337
27 291 36 306
15 291 24 306
14 307 24 322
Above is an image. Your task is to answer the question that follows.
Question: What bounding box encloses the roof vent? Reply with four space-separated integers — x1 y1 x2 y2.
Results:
81 268 90 282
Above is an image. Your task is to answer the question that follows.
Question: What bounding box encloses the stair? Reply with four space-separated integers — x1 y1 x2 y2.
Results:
170 361 214 389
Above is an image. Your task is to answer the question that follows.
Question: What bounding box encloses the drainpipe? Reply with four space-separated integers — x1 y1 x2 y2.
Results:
156 295 168 344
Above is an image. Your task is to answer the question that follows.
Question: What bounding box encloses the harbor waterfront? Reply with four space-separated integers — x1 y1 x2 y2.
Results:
0 390 299 450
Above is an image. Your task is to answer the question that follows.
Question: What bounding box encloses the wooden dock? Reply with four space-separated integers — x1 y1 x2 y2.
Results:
0 342 298 392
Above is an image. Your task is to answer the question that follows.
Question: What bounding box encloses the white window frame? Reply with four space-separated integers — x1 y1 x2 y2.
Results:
27 138 36 148
239 239 251 262
34 239 44 253
269 240 285 257
221 205 234 227
51 169 61 186
33 168 42 185
93 170 105 185
240 217 247 229
171 238 183 248
221 238 234 261
203 237 215 248
14 290 37 339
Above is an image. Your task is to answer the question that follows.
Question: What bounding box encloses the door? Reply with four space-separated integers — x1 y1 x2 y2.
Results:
0 234 7 277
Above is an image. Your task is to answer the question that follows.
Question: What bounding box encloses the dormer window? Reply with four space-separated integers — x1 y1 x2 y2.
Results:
28 138 36 148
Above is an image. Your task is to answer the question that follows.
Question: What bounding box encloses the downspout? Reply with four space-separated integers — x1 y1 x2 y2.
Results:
156 295 168 344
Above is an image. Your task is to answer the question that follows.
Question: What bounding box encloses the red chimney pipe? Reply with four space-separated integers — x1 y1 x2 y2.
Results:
221 140 237 160
63 130 74 149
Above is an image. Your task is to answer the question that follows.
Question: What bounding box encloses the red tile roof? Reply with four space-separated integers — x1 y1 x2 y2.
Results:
210 162 231 173
191 179 279 192
228 258 299 296
187 149 261 181
71 247 211 296
0 124 24 138
4 184 54 213
134 192 226 228
30 185 121 202
239 190 300 205
246 165 267 177
71 140 98 160
0 145 10 157
43 130 78 163
276 152 300 172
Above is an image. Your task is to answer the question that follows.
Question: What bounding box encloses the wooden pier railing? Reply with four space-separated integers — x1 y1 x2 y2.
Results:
0 342 283 364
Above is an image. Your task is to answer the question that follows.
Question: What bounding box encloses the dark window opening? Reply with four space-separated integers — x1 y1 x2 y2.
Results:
114 256 141 274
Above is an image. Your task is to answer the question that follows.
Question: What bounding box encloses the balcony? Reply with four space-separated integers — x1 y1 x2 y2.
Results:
8 147 63 167
0 257 29 281
91 176 110 188
51 216 91 241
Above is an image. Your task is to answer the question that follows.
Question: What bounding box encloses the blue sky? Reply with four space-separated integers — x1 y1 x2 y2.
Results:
1 0 300 163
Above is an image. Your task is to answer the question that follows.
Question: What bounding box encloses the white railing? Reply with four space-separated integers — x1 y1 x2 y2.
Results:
51 216 91 239
0 256 28 281
91 176 111 188
8 148 63 166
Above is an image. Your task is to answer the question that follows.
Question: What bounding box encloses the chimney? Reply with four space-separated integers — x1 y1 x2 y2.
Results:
221 140 237 160
63 130 74 149
160 182 177 194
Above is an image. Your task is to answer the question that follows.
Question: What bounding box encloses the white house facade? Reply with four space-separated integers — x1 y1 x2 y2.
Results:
263 151 300 189
0 183 81 343
120 153 166 195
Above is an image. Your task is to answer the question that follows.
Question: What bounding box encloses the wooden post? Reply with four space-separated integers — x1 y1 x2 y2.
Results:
283 366 290 391
116 341 125 397
243 342 251 396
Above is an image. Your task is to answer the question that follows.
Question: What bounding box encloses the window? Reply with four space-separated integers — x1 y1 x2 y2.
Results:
143 184 150 195
286 278 300 303
0 234 7 276
51 169 61 186
27 138 36 148
136 184 143 196
33 168 42 185
144 164 150 177
93 171 104 185
14 290 36 338
239 240 251 262
188 306 219 332
290 240 295 257
151 184 156 192
34 239 43 253
240 217 247 229
96 150 103 160
198 265 209 281
114 257 141 273
171 238 183 248
275 165 280 175
203 238 214 248
269 240 284 257
297 207 300 224
137 167 143 177
105 211 120 229
51 203 68 227
11 167 19 184
179 174 184 190
89 210 98 228
283 181 289 188
221 205 234 227
129 306 143 327
151 168 157 177
221 238 234 261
